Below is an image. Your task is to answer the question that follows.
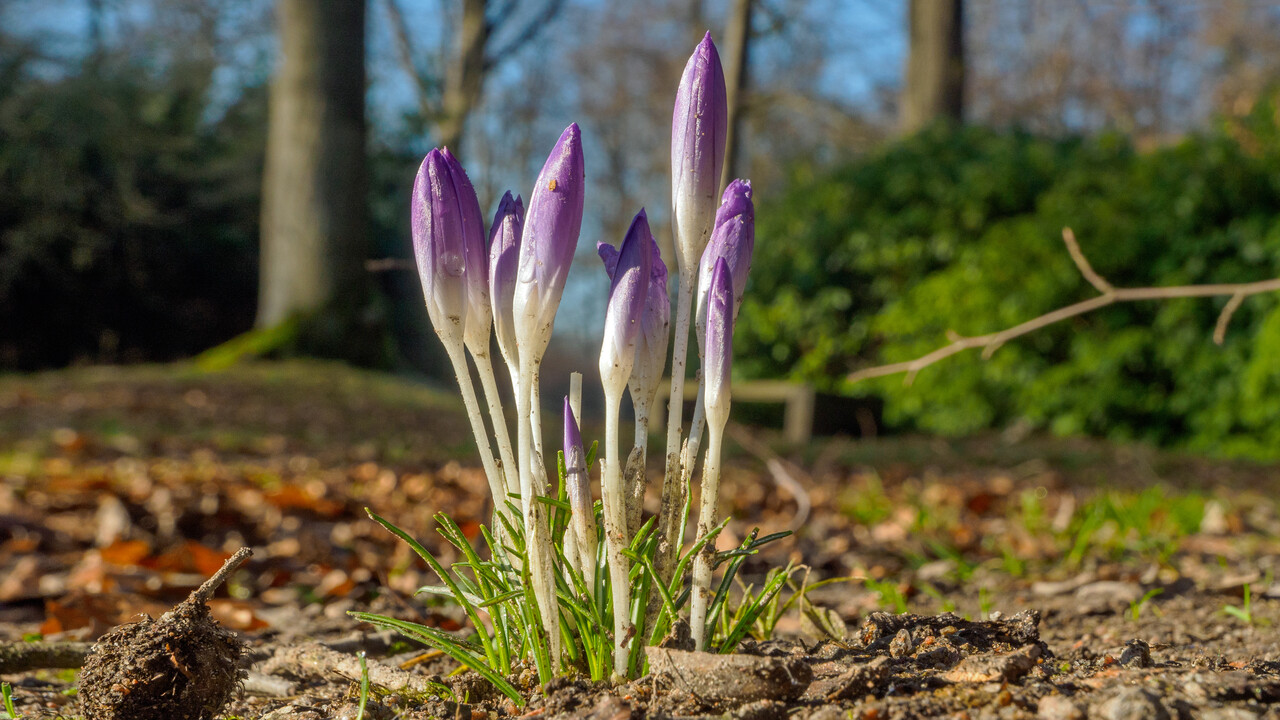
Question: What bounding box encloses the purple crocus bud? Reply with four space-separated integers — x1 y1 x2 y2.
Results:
514 123 585 364
563 396 598 579
696 179 754 347
488 191 524 369
563 397 588 518
671 32 728 278
440 148 491 355
597 209 654 398
412 149 468 346
703 258 734 430
631 235 670 413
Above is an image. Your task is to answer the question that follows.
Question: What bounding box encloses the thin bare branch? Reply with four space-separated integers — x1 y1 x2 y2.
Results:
726 424 811 532
846 229 1280 386
483 0 565 70
383 0 438 120
190 547 252 605
365 258 416 272
1061 227 1113 294
1214 292 1246 345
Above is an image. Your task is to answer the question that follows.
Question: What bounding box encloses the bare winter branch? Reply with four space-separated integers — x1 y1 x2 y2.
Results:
483 0 565 71
847 227 1280 386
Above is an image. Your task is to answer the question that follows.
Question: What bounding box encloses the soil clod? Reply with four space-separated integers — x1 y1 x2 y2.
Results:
77 548 252 720
645 646 813 708
941 644 1041 683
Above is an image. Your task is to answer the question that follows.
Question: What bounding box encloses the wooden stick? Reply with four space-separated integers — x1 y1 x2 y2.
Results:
847 228 1280 386
190 547 253 606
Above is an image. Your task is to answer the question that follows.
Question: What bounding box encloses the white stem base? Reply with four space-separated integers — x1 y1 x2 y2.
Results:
690 428 724 652
602 389 633 679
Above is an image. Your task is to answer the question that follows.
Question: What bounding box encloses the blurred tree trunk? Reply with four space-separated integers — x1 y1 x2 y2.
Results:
257 0 370 342
900 0 964 133
720 0 752 192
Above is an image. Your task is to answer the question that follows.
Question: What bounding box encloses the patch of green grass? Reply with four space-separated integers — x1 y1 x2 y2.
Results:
1223 584 1268 626
1129 588 1164 621
838 473 893 526
865 578 908 614
2 681 18 719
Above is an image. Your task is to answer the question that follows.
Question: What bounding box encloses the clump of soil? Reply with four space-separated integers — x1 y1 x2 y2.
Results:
78 548 251 720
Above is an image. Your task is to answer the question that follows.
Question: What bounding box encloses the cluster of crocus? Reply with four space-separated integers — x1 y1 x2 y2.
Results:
408 31 754 679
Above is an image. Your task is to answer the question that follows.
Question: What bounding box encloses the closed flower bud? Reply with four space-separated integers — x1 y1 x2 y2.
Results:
411 149 468 345
703 258 734 430
488 191 524 369
440 148 491 355
598 209 653 398
696 179 754 347
514 123 585 364
671 32 728 278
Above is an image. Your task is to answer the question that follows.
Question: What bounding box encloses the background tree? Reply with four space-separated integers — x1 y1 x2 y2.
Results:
900 0 964 133
257 0 374 360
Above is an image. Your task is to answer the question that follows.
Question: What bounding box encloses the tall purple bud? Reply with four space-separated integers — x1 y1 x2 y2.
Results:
598 209 654 398
696 179 754 347
440 148 491 355
489 192 524 369
514 124 585 364
703 258 735 431
632 237 670 412
411 149 468 346
671 32 728 278
563 396 598 579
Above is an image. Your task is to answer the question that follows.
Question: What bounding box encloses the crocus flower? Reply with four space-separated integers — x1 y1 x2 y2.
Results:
631 235 670 415
597 207 654 676
598 209 654 397
691 257 735 651
440 148 491 356
563 396 598 582
703 257 734 430
671 32 728 277
696 179 754 347
514 123 585 364
411 149 468 344
411 148 508 519
488 192 524 371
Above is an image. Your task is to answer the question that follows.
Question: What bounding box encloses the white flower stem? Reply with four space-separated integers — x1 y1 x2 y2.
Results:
472 351 520 497
530 378 544 457
602 387 634 679
690 426 724 651
517 358 561 672
567 372 592 587
570 372 583 420
442 342 508 518
654 277 695 583
681 375 706 488
662 277 695 468
625 391 653 538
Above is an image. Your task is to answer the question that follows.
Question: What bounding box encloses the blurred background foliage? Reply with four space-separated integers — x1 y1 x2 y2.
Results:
6 0 1280 459
0 49 264 368
739 102 1280 458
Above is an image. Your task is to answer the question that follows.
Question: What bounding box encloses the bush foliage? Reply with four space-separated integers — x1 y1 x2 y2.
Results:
738 104 1280 458
0 50 265 370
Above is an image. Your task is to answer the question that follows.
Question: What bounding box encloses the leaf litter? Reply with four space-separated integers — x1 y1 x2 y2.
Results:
1 362 1279 718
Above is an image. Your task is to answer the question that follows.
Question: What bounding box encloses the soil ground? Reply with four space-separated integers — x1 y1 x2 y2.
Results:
2 361 1279 719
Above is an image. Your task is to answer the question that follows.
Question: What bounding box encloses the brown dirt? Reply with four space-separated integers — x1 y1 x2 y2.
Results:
1 361 1278 719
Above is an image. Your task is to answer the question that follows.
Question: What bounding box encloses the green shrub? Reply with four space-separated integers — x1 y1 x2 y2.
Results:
738 105 1280 458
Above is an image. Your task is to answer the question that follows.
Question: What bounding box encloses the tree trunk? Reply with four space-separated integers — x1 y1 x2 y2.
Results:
435 0 488 151
258 0 368 331
720 0 752 192
900 0 964 133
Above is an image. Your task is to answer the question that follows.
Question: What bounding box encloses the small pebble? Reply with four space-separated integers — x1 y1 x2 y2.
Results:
889 629 914 658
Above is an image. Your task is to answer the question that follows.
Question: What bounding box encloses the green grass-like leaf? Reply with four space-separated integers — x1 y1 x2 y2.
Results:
348 612 524 706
